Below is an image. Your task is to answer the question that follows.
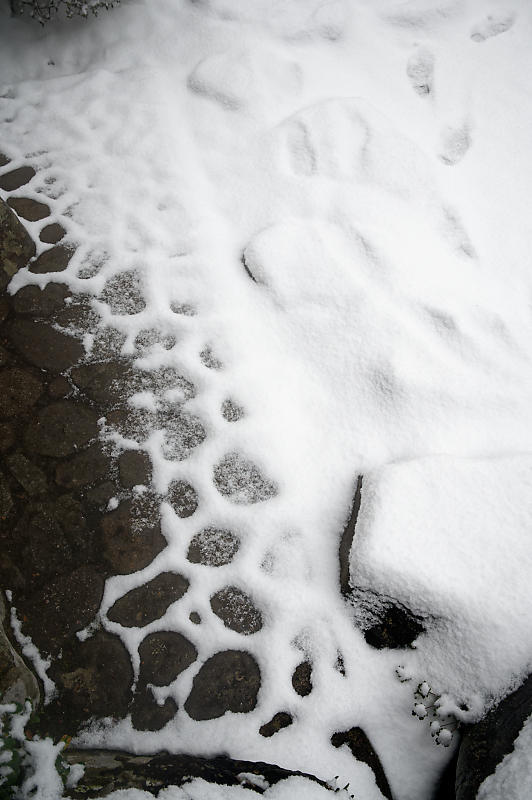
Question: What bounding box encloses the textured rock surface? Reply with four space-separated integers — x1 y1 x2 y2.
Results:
187 527 240 566
138 631 197 686
210 586 263 634
331 726 392 800
185 650 261 720
213 452 278 504
107 573 189 627
0 197 35 290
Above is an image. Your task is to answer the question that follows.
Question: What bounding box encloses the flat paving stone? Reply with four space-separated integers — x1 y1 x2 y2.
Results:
118 449 152 488
187 527 240 567
184 650 260 720
0 154 10 168
0 472 13 519
210 586 263 634
39 222 66 244
213 452 277 504
259 712 293 738
7 319 84 372
0 197 36 290
48 375 71 399
71 360 137 404
107 572 189 628
131 686 178 732
138 631 197 686
100 270 146 315
7 196 50 221
12 282 71 317
25 400 99 457
160 410 206 461
55 444 111 489
29 244 73 274
0 367 42 417
221 398 245 422
292 661 312 697
0 422 16 452
7 450 47 495
0 166 35 192
100 498 167 574
167 479 198 517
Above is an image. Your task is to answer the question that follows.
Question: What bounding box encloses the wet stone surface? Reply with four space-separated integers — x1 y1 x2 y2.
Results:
0 366 42 417
292 661 313 697
12 282 71 317
100 498 167 574
100 270 146 315
0 166 35 192
139 631 198 687
107 572 189 628
167 479 198 517
0 197 36 290
55 444 111 489
259 712 293 738
39 222 66 244
7 196 50 222
185 650 261 720
210 586 263 634
131 685 178 732
118 449 152 488
25 400 99 457
213 452 278 504
29 243 74 274
8 319 84 372
187 527 240 566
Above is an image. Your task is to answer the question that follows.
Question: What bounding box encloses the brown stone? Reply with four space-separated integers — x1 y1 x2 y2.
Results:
259 712 293 738
213 452 277 504
0 166 35 192
107 572 189 628
0 197 36 290
39 222 66 244
138 631 197 686
184 650 260 720
71 360 137 404
101 498 167 574
8 319 84 372
7 451 47 495
53 296 100 332
131 685 178 732
25 401 98 457
292 661 312 697
118 449 151 488
12 282 71 317
0 345 9 367
0 471 13 519
7 197 50 222
0 367 42 417
210 586 262 635
0 422 16 452
55 444 111 489
167 480 198 518
48 376 71 399
187 527 240 567
86 481 116 507
29 244 73 274
0 296 9 322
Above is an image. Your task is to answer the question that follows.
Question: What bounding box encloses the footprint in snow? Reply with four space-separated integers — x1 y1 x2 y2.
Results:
471 14 515 42
439 124 471 166
406 47 434 96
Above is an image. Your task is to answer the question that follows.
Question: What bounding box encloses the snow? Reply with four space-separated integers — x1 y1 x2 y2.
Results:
1 0 532 798
477 713 532 800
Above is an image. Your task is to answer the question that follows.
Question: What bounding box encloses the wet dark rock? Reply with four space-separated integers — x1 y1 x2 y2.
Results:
0 471 13 519
339 475 363 596
456 673 532 800
160 410 206 460
29 244 73 274
221 398 244 422
54 296 100 332
0 594 40 706
39 222 66 244
7 450 47 495
184 650 261 720
105 407 157 444
101 498 167 574
49 631 133 734
0 366 42 417
148 370 195 398
139 631 197 687
187 527 240 567
71 360 136 405
90 326 127 359
0 197 36 290
210 586 262 634
200 346 222 369
55 444 111 489
189 611 201 625
213 452 278 504
12 282 71 317
292 661 312 697
0 345 9 366
331 727 392 800
25 401 98 457
7 196 50 222
0 154 9 168
107 572 189 628
0 296 9 321
118 449 151 488
86 480 116 507
259 711 293 738
8 319 84 372
63 750 329 797
100 270 146 315
131 685 178 732
48 375 71 399
0 422 16 452
363 602 425 649
0 166 35 192
167 479 198 517
20 565 105 655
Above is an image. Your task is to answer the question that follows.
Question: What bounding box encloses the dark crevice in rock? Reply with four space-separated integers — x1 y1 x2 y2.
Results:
331 726 392 800
241 252 258 283
363 600 425 650
339 475 362 596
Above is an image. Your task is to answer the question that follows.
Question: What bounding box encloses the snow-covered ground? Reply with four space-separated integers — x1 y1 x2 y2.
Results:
1 0 532 798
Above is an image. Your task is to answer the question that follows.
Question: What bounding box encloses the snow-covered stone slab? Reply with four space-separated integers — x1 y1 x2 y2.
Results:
350 455 532 718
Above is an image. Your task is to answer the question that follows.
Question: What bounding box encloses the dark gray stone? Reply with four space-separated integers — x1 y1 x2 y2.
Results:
12 282 71 317
138 631 197 686
331 727 392 800
0 471 13 519
259 712 293 738
160 410 206 461
55 445 111 489
0 166 35 192
167 480 198 517
104 407 157 444
200 346 222 369
48 376 71 399
25 401 99 457
100 270 146 315
7 450 47 495
101 498 167 574
7 196 50 222
7 319 84 372
118 449 152 488
0 367 42 417
39 222 66 244
221 399 244 422
189 611 201 625
292 661 312 697
0 422 16 452
131 686 178 732
187 527 240 567
86 480 116 507
71 360 137 404
184 650 260 720
107 572 189 628
210 586 262 634
213 452 277 504
0 197 36 290
29 244 73 274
